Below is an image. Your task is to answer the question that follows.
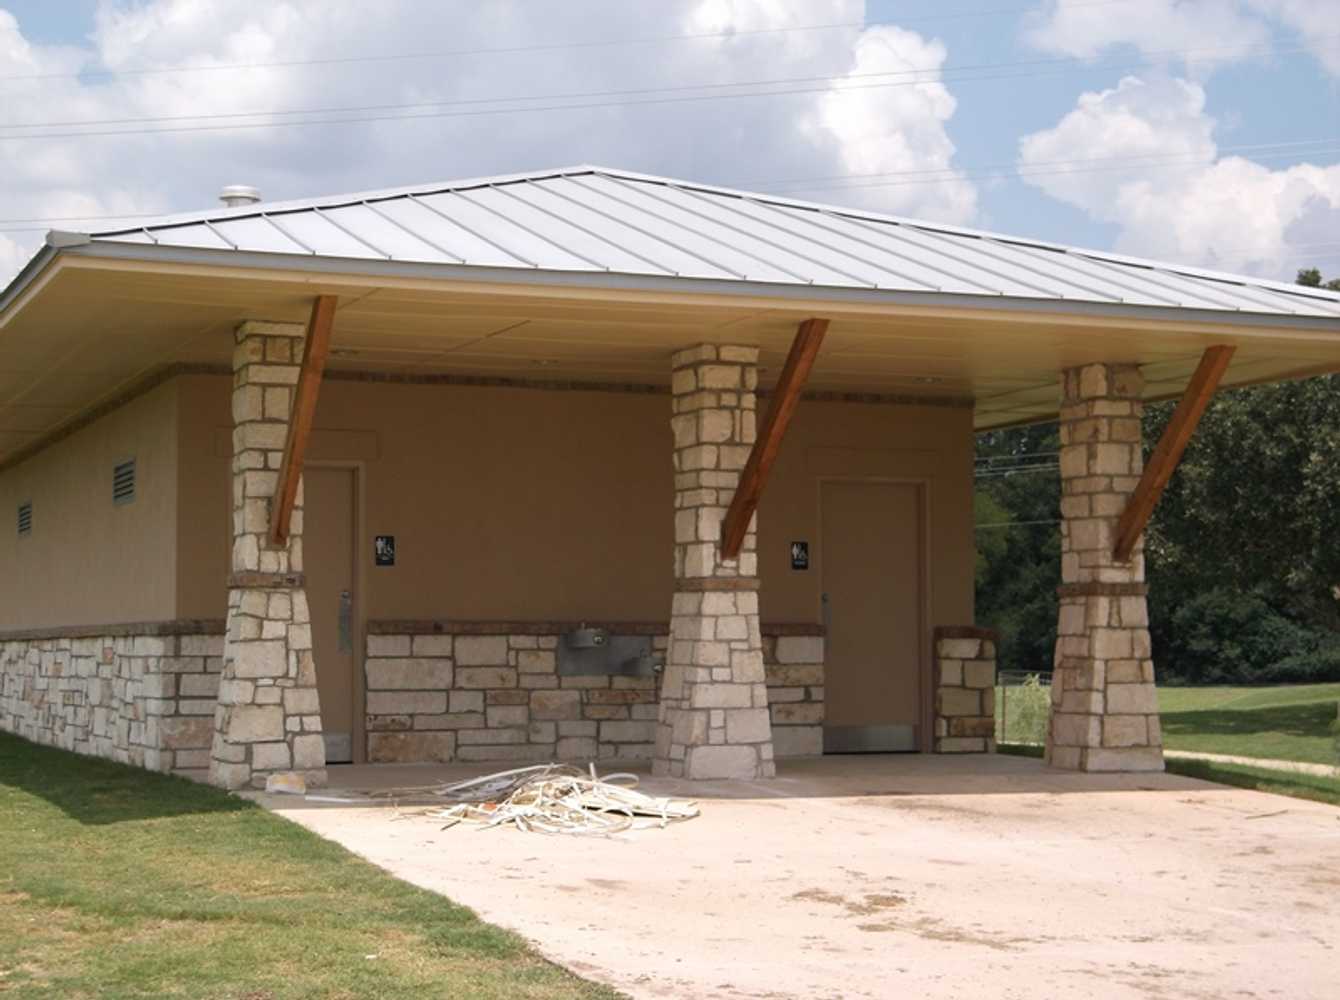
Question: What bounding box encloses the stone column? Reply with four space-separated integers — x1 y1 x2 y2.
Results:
1046 362 1164 772
209 321 327 791
654 345 775 780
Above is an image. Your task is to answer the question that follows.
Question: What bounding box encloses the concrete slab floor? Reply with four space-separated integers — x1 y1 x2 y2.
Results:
261 755 1340 999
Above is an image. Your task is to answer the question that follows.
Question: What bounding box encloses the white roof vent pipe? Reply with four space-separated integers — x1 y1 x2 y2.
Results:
219 184 261 208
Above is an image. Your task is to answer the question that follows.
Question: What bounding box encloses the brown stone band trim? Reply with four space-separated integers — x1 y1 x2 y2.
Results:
933 624 1000 642
1056 582 1149 598
676 577 760 592
227 571 307 589
0 618 226 642
367 618 825 637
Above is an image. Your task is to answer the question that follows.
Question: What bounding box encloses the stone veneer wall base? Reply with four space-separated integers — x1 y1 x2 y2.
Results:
0 626 225 776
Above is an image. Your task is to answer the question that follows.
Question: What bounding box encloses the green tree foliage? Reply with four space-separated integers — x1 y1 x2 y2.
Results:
975 269 1340 684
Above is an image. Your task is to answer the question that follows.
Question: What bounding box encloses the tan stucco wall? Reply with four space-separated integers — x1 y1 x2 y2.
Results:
0 381 179 630
175 374 974 630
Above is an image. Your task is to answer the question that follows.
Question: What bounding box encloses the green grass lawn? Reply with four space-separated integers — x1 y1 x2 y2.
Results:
0 732 619 1000
1158 682 1339 765
998 680 1339 766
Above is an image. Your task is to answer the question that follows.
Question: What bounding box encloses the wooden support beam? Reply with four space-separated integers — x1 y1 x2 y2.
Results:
269 295 337 547
1111 345 1235 562
720 317 829 560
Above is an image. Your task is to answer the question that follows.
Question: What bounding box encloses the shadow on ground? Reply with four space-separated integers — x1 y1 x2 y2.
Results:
1160 701 1335 740
0 732 248 825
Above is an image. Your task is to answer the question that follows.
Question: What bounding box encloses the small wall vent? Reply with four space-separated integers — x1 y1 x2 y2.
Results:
113 459 136 505
17 501 32 537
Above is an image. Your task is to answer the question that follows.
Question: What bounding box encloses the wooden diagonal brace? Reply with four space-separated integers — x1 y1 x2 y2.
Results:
720 317 829 559
269 295 337 547
1111 344 1235 562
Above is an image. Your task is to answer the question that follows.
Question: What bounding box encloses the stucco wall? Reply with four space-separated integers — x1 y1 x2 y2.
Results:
175 373 974 629
0 381 179 630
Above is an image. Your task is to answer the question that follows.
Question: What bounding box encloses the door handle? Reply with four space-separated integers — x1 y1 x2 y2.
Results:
337 590 353 653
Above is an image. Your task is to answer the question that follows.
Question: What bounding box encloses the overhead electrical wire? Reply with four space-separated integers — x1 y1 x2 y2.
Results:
0 35 1331 143
0 0 1156 84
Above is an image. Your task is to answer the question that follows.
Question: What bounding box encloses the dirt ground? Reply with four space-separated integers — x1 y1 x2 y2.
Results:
265 754 1340 999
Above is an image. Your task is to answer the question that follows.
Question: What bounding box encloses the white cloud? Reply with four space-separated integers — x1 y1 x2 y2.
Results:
1023 0 1272 75
1017 75 1340 275
0 0 977 285
1245 0 1340 75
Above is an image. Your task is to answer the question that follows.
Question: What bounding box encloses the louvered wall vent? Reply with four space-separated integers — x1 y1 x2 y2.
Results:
17 501 32 537
113 459 136 505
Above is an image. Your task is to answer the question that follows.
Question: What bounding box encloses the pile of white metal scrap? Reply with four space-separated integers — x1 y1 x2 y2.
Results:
376 763 700 836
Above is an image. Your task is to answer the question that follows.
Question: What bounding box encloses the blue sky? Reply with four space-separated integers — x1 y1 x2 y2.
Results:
0 0 1336 284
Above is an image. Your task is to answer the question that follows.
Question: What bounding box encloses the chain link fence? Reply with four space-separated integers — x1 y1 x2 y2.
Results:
996 670 1052 745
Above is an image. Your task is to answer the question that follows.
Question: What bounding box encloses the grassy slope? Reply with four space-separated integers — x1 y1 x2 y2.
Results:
1157 682 1340 765
0 732 619 1000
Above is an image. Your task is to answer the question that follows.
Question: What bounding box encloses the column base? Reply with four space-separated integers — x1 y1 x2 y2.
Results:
653 589 776 781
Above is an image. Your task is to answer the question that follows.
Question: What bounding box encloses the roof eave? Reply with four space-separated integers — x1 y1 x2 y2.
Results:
48 239 1340 336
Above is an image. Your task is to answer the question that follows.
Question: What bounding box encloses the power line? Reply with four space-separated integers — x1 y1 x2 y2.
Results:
0 35 1329 143
0 0 1142 84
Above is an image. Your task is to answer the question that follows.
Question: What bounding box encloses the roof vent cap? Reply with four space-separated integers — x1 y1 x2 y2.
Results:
219 184 261 208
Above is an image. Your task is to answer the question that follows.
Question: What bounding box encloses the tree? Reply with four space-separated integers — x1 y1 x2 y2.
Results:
974 269 1340 684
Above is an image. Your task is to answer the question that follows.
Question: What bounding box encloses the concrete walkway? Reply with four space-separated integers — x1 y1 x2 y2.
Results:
264 755 1340 1000
1164 748 1340 778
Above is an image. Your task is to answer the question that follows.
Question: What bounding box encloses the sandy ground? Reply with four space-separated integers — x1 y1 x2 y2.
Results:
264 755 1340 1000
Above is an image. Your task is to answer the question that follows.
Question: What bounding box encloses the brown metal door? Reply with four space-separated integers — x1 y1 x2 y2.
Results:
821 480 924 752
304 466 356 763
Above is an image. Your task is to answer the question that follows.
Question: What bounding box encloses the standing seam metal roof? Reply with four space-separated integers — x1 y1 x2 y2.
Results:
83 165 1340 319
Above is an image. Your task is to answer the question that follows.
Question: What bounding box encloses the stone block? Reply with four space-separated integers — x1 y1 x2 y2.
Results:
937 659 963 686
690 684 753 709
948 717 994 738
683 744 759 780
365 690 447 715
530 689 582 720
366 634 410 657
764 664 823 687
772 725 822 757
1102 715 1149 747
292 734 325 769
1106 683 1157 715
252 742 291 771
365 658 452 690
1050 713 1100 747
963 661 996 689
232 640 288 678
159 716 214 750
516 649 556 673
486 705 529 728
455 667 517 689
411 635 454 657
368 732 454 763
283 688 320 715
936 638 981 659
936 687 981 717
454 635 509 666
599 720 657 744
457 727 531 746
770 702 822 725
773 636 824 664
936 736 987 753
179 673 220 698
226 705 284 743
456 745 549 763
449 691 484 713
725 708 771 744
556 736 598 759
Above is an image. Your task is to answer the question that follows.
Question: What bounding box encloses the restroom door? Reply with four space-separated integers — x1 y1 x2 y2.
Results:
304 466 357 764
821 480 925 753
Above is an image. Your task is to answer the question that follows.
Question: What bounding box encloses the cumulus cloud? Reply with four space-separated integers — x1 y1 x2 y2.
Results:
0 0 977 284
1023 0 1272 75
1025 0 1340 78
1017 75 1340 275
